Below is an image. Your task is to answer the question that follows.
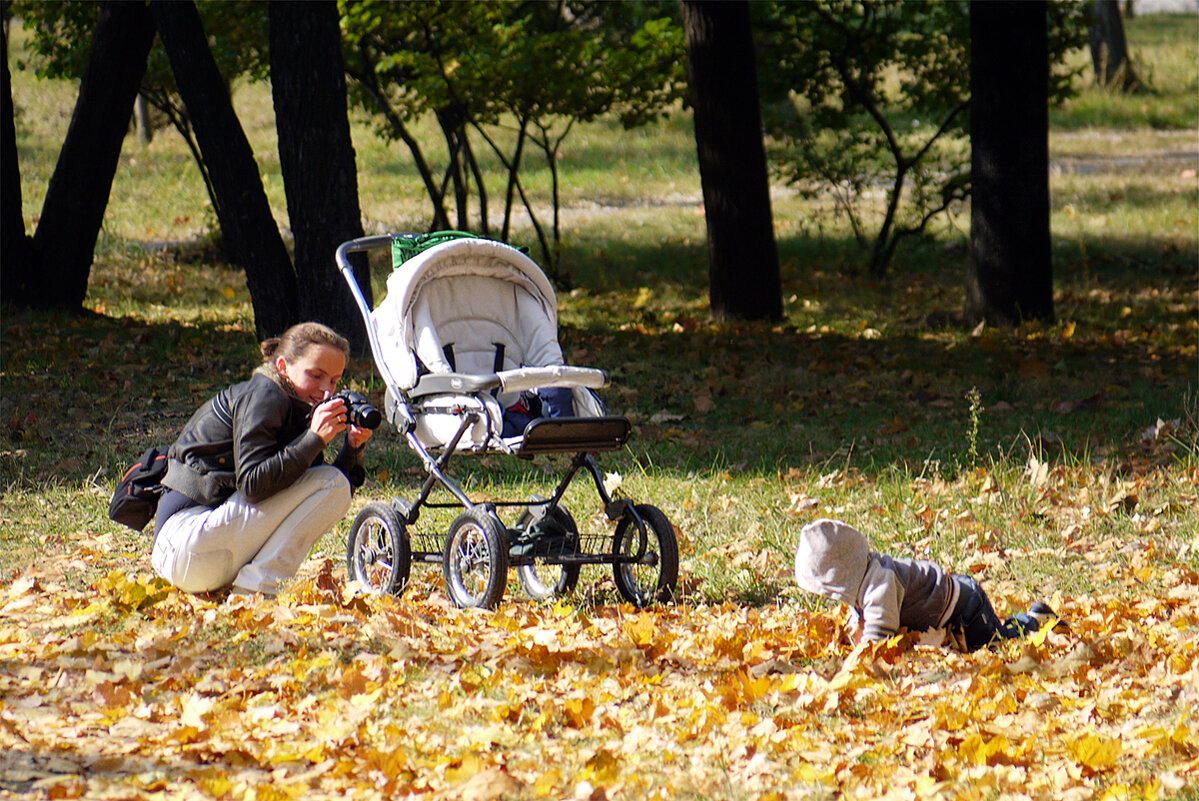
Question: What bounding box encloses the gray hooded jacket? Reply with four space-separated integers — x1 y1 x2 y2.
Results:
794 519 959 641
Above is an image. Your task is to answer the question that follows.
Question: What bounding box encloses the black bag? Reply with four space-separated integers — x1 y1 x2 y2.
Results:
108 445 171 531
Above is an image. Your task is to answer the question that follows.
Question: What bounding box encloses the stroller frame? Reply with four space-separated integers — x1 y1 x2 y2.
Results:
334 234 679 609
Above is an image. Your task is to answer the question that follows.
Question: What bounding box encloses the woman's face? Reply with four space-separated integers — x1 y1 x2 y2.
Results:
276 344 346 404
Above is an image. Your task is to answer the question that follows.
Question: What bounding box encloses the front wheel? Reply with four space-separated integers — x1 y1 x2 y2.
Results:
516 505 582 601
611 504 678 606
443 508 509 609
346 502 411 595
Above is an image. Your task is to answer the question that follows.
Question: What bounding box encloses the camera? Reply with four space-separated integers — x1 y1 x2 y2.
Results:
332 390 382 430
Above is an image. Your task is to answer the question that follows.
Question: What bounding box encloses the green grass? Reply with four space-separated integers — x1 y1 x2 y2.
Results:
3 14 1197 607
1051 13 1199 131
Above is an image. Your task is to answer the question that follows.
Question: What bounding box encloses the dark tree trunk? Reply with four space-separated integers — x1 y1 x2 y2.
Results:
1088 0 1140 91
17 2 154 310
269 0 370 353
680 0 781 323
1 26 33 305
966 0 1053 326
152 0 297 340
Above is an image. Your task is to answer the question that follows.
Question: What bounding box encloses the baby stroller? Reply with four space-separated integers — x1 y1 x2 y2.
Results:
334 233 679 609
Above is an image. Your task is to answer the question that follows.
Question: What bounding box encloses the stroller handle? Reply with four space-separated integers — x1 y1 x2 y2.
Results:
335 235 404 404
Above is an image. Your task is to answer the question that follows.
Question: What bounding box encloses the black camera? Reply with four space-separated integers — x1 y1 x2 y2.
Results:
332 390 382 430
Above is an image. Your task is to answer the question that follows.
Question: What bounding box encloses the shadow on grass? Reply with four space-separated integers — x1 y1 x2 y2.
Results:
1 228 1193 491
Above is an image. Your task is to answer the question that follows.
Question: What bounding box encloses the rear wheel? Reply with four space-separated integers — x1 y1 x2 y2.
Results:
443 508 509 609
516 505 582 601
346 502 411 595
612 504 678 606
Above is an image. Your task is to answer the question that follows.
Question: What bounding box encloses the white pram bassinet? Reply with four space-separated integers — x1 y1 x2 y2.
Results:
370 237 606 451
334 233 679 610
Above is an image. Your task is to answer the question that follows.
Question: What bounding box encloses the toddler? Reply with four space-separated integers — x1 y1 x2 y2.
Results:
794 518 1056 651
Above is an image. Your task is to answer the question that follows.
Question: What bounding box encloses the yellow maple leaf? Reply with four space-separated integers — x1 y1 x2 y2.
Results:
624 615 656 647
1067 731 1122 771
584 748 621 784
960 732 1013 766
532 769 561 797
564 696 595 728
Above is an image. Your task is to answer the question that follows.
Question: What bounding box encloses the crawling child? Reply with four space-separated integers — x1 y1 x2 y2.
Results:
794 518 1056 652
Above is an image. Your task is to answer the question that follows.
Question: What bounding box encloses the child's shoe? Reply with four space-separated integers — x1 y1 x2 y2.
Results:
1008 601 1058 636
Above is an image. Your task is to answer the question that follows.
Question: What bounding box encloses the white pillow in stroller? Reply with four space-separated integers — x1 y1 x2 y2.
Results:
408 392 505 452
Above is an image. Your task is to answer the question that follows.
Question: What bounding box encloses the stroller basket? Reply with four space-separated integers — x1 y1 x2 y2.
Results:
334 233 679 609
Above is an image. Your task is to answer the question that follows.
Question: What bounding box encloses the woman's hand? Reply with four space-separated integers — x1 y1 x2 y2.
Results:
346 423 372 449
310 397 348 445
311 397 374 448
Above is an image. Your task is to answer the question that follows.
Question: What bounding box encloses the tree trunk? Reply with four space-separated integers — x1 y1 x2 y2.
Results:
966 0 1054 326
680 0 781 323
1088 0 1140 91
19 2 155 310
1 25 33 306
269 0 371 353
152 0 298 340
135 93 153 145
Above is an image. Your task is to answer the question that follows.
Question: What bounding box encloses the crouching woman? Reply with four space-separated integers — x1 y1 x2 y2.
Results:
152 322 371 598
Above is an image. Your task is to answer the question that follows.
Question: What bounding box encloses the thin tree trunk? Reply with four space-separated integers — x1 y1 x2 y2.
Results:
348 59 451 230
270 0 370 352
153 0 298 339
25 1 155 310
680 0 781 322
135 93 153 145
966 0 1053 325
1 26 33 305
462 133 488 237
500 117 528 241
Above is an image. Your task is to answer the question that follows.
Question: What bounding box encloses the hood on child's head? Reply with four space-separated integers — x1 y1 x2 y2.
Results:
793 518 870 605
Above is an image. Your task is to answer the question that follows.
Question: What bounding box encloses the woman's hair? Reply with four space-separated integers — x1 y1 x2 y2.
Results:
260 322 350 366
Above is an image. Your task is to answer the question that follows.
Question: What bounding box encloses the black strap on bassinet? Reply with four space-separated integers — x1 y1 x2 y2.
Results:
437 342 506 374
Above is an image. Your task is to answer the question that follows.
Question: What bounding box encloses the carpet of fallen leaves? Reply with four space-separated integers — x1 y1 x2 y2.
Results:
2 541 1197 801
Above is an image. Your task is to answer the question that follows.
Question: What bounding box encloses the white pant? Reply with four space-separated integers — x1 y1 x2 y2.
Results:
151 465 351 594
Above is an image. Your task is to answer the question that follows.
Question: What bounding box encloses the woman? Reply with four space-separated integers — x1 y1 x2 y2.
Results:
151 322 372 598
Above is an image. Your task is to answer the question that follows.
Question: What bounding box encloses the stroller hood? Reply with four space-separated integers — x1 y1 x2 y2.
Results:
371 238 564 391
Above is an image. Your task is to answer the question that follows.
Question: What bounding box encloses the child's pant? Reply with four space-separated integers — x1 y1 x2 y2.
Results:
947 576 1039 651
151 466 351 595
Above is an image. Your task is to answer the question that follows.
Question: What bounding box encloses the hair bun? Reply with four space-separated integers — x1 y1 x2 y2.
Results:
259 337 282 359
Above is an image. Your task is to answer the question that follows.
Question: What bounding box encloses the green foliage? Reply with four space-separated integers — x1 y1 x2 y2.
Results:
11 0 268 97
343 1 683 127
755 0 1090 276
339 0 687 276
10 0 270 221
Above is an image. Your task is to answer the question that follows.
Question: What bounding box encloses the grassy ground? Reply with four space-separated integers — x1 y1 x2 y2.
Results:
1 13 1197 801
3 8 1197 604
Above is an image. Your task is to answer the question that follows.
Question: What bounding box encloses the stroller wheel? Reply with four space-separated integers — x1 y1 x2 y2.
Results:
346 502 411 596
443 508 510 609
612 504 678 606
516 505 582 601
